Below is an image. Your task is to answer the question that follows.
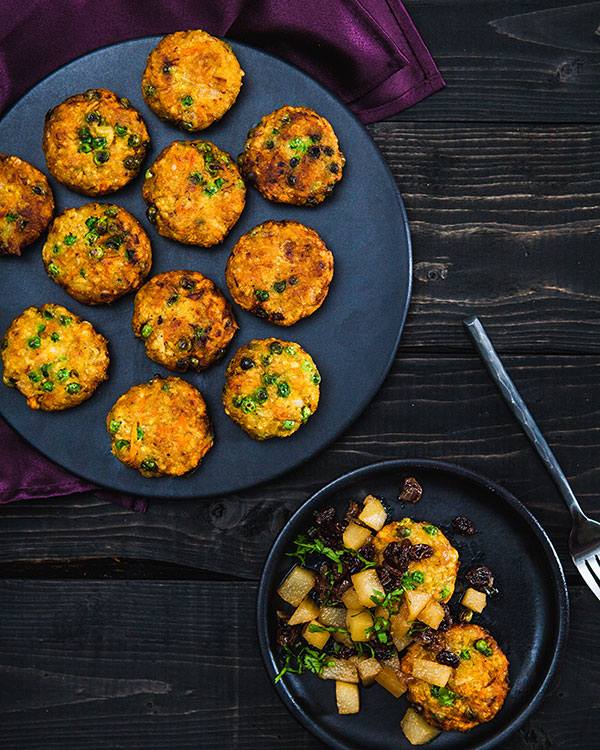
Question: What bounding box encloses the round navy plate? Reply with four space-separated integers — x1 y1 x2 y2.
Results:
0 38 411 498
257 459 568 750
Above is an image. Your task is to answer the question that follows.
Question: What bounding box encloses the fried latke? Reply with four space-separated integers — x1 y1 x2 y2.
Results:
1 303 109 410
132 270 237 372
0 154 54 256
42 88 149 195
238 105 345 205
225 220 334 325
222 338 320 439
106 375 213 477
143 140 245 246
400 623 509 732
42 203 152 304
142 29 243 132
374 519 459 603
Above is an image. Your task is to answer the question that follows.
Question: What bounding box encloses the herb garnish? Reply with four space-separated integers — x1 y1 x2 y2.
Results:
274 644 334 683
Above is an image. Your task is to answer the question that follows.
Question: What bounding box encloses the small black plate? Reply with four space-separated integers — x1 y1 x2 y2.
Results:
0 37 411 498
257 459 569 750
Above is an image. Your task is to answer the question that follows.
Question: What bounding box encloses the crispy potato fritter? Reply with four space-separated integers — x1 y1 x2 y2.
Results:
239 105 345 205
106 375 213 477
42 203 152 304
223 338 320 439
42 88 149 195
132 270 237 372
226 220 334 325
0 154 54 256
401 624 509 732
1 303 109 410
142 29 243 132
143 140 246 246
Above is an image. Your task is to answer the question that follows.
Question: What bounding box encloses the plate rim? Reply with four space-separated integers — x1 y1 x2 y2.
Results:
256 457 569 750
0 35 413 499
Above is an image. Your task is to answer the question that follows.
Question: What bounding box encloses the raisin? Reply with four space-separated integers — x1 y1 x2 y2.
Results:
383 540 412 572
410 544 434 561
452 516 475 535
436 650 460 668
276 612 301 648
465 565 494 589
400 477 423 504
372 644 393 661
334 644 356 660
412 627 447 654
314 506 347 548
344 501 361 521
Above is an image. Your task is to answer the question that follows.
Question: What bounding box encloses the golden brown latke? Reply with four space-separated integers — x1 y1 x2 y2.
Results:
0 154 54 256
225 220 334 326
42 203 152 304
238 105 345 206
400 624 509 732
374 519 459 603
142 29 244 132
42 88 149 195
222 338 320 440
142 140 246 246
106 375 213 477
1 303 109 410
132 270 238 372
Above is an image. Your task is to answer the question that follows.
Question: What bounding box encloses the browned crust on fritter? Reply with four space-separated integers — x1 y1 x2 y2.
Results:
0 154 54 255
1 303 109 410
132 270 238 372
225 220 334 326
142 29 243 131
142 140 246 246
238 105 345 206
42 88 149 195
106 375 214 477
400 623 510 732
222 337 320 439
42 203 152 304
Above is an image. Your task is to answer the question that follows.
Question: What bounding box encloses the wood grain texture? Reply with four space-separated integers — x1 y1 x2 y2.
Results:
0 580 595 750
367 121 600 353
1 354 596 581
401 0 600 122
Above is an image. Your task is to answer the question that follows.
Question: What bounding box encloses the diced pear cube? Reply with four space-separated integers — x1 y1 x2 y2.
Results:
374 665 407 698
351 569 383 608
412 659 452 687
346 608 373 642
418 599 446 629
302 619 330 650
374 605 389 622
343 521 372 550
392 633 412 653
341 587 362 610
336 681 360 714
390 603 412 638
277 566 316 607
357 657 383 686
319 656 359 682
288 595 320 625
405 590 431 620
401 707 441 745
318 605 347 630
462 587 487 613
358 495 388 531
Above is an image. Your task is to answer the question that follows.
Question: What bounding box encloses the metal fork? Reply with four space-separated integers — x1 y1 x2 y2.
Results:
464 315 600 602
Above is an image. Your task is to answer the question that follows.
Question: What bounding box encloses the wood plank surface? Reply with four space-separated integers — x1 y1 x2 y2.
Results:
1 354 596 580
367 121 600 354
0 580 595 750
401 0 600 122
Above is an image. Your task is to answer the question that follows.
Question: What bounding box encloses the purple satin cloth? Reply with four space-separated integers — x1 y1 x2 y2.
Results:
0 0 443 509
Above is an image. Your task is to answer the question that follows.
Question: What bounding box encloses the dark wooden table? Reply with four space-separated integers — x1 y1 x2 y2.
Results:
1 2 599 748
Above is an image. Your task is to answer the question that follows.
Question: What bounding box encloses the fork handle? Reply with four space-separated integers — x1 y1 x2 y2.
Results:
463 316 585 521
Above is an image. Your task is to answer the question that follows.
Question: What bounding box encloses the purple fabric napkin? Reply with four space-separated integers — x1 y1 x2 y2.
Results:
0 0 444 123
0 0 444 508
